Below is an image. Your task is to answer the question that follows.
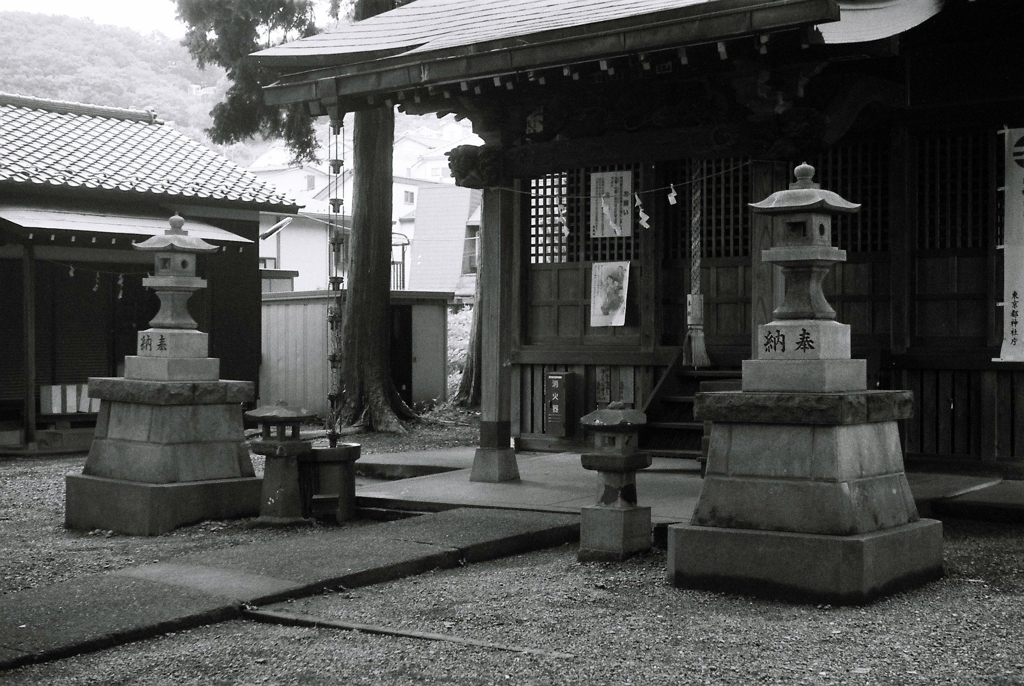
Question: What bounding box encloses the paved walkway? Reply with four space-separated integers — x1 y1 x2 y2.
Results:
1 447 1022 673
0 508 579 671
357 450 1015 524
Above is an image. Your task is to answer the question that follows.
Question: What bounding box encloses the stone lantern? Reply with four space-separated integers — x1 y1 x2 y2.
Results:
247 403 362 524
577 403 651 562
666 164 943 604
247 404 317 524
127 214 220 381
65 215 259 536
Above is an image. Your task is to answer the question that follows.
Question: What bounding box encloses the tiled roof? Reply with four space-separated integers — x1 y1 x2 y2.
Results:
0 93 297 211
257 0 840 106
257 0 716 65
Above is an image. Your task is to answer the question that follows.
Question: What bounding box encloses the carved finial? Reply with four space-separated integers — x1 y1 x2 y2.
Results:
791 162 818 189
168 214 187 235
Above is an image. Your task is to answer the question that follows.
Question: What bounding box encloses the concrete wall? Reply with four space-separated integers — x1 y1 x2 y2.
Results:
260 291 332 415
260 290 453 418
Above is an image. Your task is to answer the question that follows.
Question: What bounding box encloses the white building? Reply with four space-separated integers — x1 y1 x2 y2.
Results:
251 117 481 292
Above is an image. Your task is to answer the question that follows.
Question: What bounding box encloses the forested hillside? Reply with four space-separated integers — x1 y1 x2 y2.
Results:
0 11 450 167
0 12 263 161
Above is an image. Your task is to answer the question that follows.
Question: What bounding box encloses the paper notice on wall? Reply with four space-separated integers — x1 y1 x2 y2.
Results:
590 261 629 327
590 170 632 237
998 129 1024 361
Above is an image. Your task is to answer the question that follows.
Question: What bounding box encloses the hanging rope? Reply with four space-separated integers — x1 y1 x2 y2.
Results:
690 160 702 296
686 159 711 368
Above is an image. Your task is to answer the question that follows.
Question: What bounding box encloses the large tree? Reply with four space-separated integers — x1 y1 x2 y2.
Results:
175 0 321 161
176 0 418 432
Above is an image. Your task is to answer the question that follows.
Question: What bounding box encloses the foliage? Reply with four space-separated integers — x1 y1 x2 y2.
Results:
175 0 321 162
0 12 224 143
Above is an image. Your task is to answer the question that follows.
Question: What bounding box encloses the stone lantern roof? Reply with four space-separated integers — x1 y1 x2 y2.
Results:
133 215 219 253
749 163 861 215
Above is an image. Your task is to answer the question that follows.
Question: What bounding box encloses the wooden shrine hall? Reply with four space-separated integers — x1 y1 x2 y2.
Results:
255 0 1024 477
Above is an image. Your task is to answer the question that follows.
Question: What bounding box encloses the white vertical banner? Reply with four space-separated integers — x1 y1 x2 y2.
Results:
589 170 632 237
998 129 1024 361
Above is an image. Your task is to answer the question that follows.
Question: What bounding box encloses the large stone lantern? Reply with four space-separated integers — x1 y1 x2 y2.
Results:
65 215 260 536
667 165 943 604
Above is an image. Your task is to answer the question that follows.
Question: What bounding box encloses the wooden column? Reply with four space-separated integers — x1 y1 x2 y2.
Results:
750 161 788 357
471 184 520 482
23 243 36 446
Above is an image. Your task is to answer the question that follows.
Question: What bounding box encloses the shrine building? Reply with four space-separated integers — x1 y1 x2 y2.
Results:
255 0 1024 477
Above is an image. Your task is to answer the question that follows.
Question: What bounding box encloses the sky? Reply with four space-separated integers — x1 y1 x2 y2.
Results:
0 0 188 37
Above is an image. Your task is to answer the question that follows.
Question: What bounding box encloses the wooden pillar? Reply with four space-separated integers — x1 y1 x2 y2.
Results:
471 184 520 482
750 161 788 357
23 243 36 446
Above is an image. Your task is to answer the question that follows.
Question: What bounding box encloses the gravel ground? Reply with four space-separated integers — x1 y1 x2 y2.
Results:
0 408 479 596
4 523 1024 686
3 408 1024 685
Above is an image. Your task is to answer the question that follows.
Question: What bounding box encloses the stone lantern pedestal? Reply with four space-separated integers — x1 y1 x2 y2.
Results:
578 404 652 562
65 216 260 536
667 165 943 603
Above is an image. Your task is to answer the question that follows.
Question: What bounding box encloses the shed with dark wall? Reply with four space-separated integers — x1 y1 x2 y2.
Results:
0 93 297 452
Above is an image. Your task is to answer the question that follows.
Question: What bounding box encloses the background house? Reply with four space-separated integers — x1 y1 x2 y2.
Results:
250 117 481 291
407 186 482 302
0 92 296 452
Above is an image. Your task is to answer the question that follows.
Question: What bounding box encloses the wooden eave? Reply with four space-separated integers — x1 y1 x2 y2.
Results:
262 0 840 108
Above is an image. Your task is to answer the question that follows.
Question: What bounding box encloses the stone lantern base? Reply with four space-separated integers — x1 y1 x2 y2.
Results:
668 519 943 604
667 389 944 604
65 377 260 536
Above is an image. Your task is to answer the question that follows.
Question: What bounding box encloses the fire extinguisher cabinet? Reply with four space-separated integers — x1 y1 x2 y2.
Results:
544 371 574 437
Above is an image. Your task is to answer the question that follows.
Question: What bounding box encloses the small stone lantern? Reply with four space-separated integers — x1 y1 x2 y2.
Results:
246 403 362 524
577 402 651 561
246 404 317 524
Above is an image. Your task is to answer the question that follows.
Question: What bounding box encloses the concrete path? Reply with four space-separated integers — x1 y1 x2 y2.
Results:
358 453 704 524
355 451 1015 525
0 508 578 672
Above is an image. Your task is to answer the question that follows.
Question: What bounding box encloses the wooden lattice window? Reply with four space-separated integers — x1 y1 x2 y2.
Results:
698 158 751 259
659 160 691 262
529 173 568 264
566 164 643 263
915 129 992 250
811 141 890 253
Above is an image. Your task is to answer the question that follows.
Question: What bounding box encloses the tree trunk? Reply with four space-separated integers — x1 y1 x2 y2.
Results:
455 276 482 407
335 104 417 432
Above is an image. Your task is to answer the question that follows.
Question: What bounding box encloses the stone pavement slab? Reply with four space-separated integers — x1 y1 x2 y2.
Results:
168 529 461 599
115 563 304 603
357 452 704 524
376 507 579 563
0 573 237 670
356 447 476 479
932 480 1024 522
0 508 580 672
